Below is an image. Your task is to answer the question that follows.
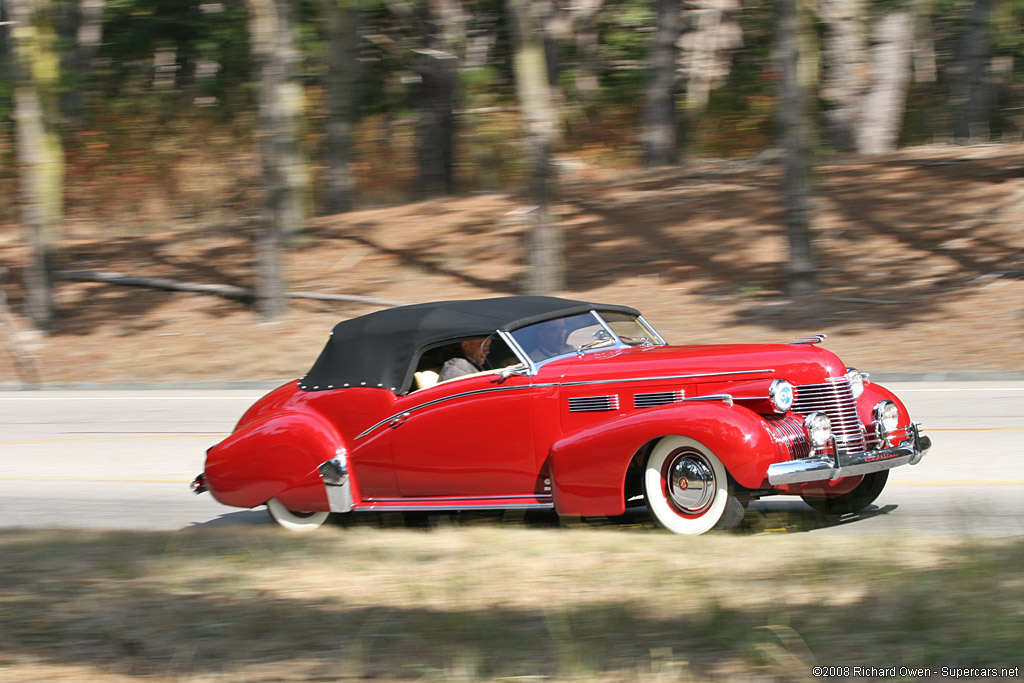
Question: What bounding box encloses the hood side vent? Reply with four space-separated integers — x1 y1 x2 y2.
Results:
568 395 620 412
634 390 685 408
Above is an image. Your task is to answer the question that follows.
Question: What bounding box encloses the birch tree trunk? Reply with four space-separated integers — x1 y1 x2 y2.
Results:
855 7 914 154
320 0 360 214
818 0 867 151
643 0 681 166
507 0 564 294
777 0 816 297
952 0 993 142
247 0 310 319
680 0 743 146
7 0 64 331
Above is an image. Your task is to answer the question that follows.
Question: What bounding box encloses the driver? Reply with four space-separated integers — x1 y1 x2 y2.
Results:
439 337 492 381
529 320 574 361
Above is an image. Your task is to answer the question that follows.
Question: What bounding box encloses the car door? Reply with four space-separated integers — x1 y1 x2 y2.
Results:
387 372 539 497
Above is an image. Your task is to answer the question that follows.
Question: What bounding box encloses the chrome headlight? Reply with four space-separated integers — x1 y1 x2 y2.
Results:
769 379 795 413
846 367 866 399
873 400 899 434
804 411 832 447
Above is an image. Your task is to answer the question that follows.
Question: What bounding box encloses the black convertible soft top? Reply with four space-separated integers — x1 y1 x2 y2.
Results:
298 296 640 394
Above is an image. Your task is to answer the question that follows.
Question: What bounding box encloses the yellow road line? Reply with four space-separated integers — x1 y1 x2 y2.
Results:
0 435 225 446
928 428 1024 433
0 476 189 483
890 481 1024 485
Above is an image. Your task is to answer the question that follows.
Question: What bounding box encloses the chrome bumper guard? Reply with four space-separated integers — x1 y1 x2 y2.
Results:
767 424 931 486
318 454 353 513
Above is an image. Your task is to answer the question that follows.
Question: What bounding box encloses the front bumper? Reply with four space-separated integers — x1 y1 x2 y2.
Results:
767 424 931 486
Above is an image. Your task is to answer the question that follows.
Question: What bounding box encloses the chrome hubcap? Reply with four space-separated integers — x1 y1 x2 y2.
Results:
667 452 715 514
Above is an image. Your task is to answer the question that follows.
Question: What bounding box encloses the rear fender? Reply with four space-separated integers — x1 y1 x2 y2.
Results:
205 411 346 511
549 401 787 516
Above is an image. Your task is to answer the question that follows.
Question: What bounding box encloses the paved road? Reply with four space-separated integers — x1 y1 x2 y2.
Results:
0 382 1021 535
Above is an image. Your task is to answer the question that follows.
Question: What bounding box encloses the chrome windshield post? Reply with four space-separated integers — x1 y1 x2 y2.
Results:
498 329 537 376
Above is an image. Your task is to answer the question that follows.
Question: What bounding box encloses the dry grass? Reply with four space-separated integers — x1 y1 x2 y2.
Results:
1 521 1022 682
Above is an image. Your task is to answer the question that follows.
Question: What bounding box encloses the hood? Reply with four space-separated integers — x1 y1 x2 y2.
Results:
553 343 849 387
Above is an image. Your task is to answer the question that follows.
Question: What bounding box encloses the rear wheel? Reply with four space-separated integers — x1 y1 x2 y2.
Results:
266 497 329 532
801 470 889 516
643 436 744 535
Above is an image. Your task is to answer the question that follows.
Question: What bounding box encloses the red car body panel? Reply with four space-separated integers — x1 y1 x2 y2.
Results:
198 298 930 526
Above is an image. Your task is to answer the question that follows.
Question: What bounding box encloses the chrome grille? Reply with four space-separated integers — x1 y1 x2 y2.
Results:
634 390 684 408
793 378 867 452
568 395 620 412
765 414 812 459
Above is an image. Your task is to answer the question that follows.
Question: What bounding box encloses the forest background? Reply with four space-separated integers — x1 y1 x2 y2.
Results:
1 0 1022 385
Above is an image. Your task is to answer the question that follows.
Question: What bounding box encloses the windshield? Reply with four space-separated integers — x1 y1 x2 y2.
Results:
509 311 664 365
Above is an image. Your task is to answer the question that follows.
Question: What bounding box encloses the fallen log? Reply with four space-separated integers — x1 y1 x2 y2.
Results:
56 269 404 308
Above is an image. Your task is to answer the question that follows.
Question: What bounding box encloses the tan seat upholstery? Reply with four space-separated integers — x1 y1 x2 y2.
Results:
414 369 440 391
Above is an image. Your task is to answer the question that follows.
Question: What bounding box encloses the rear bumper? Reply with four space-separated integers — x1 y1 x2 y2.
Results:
767 424 931 486
190 473 208 495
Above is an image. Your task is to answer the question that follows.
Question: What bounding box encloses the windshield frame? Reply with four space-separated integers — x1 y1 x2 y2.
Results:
503 310 667 374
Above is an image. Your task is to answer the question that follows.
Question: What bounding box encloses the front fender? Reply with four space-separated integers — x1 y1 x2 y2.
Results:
860 382 913 435
205 410 346 511
549 401 788 516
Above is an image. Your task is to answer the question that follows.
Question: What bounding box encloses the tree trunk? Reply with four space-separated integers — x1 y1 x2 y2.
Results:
7 0 65 331
319 0 360 214
57 0 104 116
952 0 993 142
382 0 465 197
777 0 815 297
818 0 867 151
855 7 913 154
507 0 564 294
247 0 310 319
643 0 681 167
680 0 743 150
416 47 458 195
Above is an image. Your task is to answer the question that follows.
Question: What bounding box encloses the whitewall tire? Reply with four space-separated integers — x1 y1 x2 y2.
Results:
643 436 743 535
266 497 330 532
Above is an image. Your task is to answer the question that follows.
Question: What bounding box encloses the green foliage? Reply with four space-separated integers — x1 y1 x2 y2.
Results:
3 0 1024 224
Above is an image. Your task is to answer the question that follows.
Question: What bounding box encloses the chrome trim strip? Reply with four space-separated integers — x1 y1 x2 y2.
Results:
365 494 552 503
355 502 556 512
683 393 734 406
355 382 560 439
356 370 769 440
791 334 827 345
559 369 775 387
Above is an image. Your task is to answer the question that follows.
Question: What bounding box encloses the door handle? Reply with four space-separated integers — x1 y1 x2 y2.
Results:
389 412 411 429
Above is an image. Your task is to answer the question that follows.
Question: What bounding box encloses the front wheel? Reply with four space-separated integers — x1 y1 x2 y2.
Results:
643 436 744 535
266 497 330 532
801 470 889 516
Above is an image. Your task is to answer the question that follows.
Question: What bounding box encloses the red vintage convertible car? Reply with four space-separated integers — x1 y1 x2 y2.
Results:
192 296 931 534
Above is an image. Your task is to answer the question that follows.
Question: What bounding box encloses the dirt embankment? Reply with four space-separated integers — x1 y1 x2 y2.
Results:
1 144 1022 385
